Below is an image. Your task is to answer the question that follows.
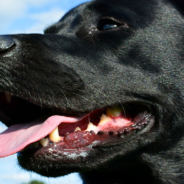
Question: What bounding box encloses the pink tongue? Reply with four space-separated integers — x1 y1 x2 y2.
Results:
0 115 79 158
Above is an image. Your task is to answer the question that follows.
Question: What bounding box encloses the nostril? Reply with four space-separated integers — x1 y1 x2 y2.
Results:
0 35 15 53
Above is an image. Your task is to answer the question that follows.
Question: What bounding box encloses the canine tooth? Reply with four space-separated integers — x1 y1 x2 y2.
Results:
74 127 81 132
5 94 11 103
49 127 61 143
98 114 111 126
106 106 122 117
39 138 49 147
86 122 97 132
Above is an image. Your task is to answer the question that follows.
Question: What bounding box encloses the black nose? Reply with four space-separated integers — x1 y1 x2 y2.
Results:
0 35 15 53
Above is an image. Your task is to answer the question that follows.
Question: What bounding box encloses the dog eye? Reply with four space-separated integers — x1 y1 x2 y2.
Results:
97 17 122 31
102 24 118 30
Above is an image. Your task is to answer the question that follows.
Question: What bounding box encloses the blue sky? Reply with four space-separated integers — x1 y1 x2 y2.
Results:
0 0 88 184
0 0 87 34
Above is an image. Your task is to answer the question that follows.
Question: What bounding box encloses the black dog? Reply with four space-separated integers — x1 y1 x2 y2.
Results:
0 0 184 183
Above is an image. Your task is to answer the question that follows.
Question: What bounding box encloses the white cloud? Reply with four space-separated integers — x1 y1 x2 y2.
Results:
0 2 26 27
30 8 65 24
21 0 52 6
0 0 64 33
1 173 30 181
0 0 52 24
26 8 66 33
10 8 65 34
0 171 82 184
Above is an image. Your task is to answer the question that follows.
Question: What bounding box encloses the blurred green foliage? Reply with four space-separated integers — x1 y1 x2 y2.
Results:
22 180 45 184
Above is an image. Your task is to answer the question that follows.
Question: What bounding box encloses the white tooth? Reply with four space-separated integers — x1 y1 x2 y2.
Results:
49 127 61 143
39 138 49 147
5 94 11 103
74 127 81 132
98 114 112 126
86 122 97 132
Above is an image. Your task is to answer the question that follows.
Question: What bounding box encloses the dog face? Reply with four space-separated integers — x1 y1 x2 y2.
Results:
0 0 184 183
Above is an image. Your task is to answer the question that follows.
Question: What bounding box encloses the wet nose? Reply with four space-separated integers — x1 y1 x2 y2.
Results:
0 35 15 53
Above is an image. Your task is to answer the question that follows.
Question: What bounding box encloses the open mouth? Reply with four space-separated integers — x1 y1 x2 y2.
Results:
0 92 155 158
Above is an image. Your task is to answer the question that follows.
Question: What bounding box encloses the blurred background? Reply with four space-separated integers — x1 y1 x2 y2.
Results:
0 0 88 183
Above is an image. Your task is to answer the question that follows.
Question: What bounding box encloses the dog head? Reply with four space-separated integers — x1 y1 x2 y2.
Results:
0 0 184 182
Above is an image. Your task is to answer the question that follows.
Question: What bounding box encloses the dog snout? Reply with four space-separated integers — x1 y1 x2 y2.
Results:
0 35 15 54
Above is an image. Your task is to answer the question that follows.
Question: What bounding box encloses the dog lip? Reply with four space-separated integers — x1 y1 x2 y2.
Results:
20 109 154 153
0 92 88 126
17 110 155 176
0 91 155 158
0 96 154 175
0 92 49 127
4 93 12 104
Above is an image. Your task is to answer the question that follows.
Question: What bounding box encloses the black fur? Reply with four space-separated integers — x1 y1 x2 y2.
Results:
0 0 184 183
